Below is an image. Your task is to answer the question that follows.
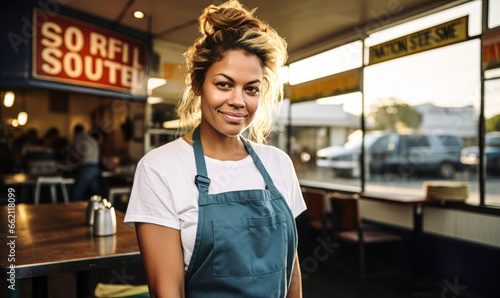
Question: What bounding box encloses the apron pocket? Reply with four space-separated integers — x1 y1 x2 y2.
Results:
212 213 287 277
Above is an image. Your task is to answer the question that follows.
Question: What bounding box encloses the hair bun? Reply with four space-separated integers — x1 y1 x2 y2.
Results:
199 0 264 36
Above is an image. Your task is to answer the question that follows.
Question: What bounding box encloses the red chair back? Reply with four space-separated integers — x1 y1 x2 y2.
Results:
328 193 362 231
302 188 326 221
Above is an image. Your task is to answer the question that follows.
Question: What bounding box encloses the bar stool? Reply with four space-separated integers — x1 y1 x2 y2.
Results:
34 176 70 204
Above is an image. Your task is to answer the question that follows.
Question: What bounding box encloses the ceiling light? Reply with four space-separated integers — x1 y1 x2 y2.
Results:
4 91 15 107
11 119 19 128
18 112 28 126
147 97 164 104
134 11 145 19
148 77 167 90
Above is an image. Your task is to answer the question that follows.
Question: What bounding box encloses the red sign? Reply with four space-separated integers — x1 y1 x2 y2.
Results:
483 29 500 71
33 8 148 96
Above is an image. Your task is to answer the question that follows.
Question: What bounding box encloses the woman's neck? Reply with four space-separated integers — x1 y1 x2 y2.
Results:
184 123 249 161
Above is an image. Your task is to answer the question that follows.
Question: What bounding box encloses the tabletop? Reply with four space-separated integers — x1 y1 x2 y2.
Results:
360 192 441 206
0 202 141 279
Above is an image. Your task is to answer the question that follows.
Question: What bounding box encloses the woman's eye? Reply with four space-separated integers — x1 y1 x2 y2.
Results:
246 86 260 94
216 82 231 88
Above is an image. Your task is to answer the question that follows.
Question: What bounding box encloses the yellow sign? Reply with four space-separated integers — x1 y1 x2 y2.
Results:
289 69 360 103
369 16 468 65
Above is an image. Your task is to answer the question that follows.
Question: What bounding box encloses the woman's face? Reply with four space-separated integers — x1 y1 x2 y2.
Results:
199 50 263 138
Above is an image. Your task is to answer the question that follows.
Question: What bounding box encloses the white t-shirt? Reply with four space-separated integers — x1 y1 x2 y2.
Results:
74 132 99 164
124 137 306 271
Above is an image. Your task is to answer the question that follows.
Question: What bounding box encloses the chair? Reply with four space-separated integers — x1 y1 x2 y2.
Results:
300 188 331 259
302 188 329 237
34 176 71 204
328 193 402 289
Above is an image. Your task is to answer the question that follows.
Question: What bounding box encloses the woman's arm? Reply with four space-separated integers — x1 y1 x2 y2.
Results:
136 223 185 298
286 253 302 298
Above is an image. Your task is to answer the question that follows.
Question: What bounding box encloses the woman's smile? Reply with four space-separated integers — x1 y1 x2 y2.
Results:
218 110 248 123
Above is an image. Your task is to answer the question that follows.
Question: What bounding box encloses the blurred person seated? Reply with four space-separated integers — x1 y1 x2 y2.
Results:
18 128 59 175
42 127 60 149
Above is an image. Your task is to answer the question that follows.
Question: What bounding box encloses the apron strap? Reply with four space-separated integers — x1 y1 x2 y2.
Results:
193 126 210 194
240 137 279 193
192 125 279 194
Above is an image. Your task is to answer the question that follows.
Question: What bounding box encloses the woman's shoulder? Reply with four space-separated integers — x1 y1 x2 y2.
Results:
250 141 292 164
139 137 192 167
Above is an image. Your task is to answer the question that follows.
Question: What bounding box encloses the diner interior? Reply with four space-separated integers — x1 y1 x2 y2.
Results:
1 0 500 297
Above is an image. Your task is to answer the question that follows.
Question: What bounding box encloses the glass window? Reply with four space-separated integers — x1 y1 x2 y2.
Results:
289 41 362 85
408 135 430 148
287 92 363 190
370 135 390 151
485 78 500 206
364 37 480 203
438 135 463 147
489 0 500 28
285 38 363 190
284 1 493 207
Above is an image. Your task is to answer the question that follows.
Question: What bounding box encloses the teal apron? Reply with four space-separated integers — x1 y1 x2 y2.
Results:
184 127 298 297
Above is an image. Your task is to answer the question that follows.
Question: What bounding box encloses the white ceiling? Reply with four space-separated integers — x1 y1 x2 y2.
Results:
63 0 455 62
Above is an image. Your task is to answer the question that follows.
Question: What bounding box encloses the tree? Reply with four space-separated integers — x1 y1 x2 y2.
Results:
486 114 500 132
368 98 422 132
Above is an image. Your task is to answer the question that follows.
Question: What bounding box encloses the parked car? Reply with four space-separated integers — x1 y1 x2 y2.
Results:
460 132 500 175
317 132 464 178
316 131 383 177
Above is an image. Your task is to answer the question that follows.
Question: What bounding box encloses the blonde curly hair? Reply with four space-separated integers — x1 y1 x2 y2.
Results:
176 0 287 143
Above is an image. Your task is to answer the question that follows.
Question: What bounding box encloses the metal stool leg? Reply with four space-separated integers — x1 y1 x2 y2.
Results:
60 182 69 203
34 182 41 204
50 185 57 204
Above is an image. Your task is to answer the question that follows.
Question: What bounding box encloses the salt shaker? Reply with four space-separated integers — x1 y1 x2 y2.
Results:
86 195 102 226
93 199 117 236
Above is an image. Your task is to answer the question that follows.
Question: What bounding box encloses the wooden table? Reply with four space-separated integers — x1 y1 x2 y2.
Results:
0 202 141 298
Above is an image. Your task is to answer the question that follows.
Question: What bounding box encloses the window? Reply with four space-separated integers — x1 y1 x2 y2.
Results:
438 135 463 147
281 0 499 208
285 41 363 190
370 135 390 152
364 38 480 203
489 0 500 28
288 96 363 189
289 41 362 85
360 0 482 204
484 78 500 206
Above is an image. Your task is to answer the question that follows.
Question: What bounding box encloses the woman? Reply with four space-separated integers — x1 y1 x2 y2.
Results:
125 1 306 297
